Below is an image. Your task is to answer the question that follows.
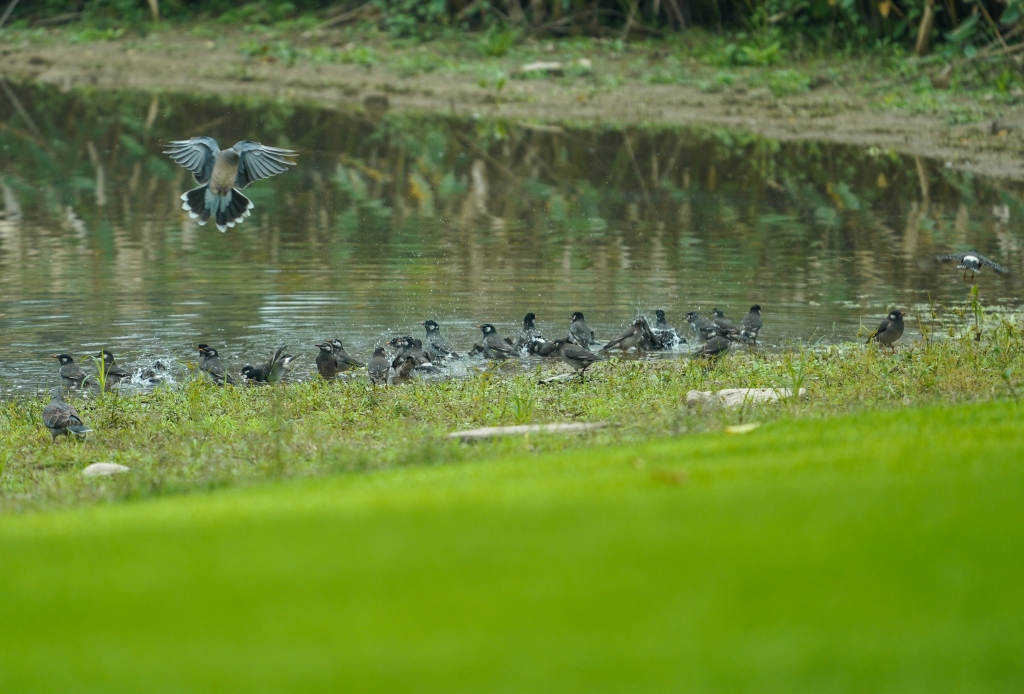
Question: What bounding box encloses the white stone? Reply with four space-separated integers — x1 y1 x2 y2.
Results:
82 463 130 477
686 388 806 408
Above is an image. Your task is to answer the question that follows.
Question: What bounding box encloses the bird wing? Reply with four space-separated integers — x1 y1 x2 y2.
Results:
977 254 1009 273
936 253 965 262
600 326 636 352
164 137 220 184
43 402 81 429
232 141 298 189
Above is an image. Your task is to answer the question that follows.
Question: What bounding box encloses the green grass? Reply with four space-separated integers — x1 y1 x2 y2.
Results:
1 399 1023 691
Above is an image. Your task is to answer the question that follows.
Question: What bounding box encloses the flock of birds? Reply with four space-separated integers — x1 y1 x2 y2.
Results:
36 135 1013 443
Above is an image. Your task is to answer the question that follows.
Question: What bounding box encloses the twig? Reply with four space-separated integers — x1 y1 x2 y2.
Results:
977 1 1008 50
621 0 639 41
317 2 374 29
0 0 21 31
454 131 518 181
666 0 686 29
0 78 44 142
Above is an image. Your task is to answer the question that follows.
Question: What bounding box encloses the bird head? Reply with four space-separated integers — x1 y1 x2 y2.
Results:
241 365 258 379
571 311 585 322
889 310 906 321
373 346 386 357
421 320 439 331
523 312 536 326
712 308 725 318
478 324 496 335
316 342 331 353
655 309 666 321
330 339 345 350
749 305 761 313
53 354 74 365
684 312 699 322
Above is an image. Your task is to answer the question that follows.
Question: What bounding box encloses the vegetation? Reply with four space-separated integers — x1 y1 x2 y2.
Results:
2 396 1023 690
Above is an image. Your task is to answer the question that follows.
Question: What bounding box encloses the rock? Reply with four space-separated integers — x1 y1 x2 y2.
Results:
686 388 806 408
448 422 608 441
82 463 130 477
514 61 565 77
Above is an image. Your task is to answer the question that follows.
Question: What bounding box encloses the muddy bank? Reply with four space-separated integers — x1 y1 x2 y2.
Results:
4 29 1024 179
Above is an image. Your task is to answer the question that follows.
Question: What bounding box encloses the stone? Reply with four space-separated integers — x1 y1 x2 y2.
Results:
82 463 130 477
686 388 806 408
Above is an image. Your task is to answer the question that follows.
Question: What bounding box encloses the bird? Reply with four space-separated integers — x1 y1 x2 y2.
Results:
367 346 391 388
315 342 341 380
527 336 560 357
739 305 763 344
512 312 543 353
96 350 132 387
690 335 733 360
649 309 684 349
329 339 365 371
387 336 417 369
478 324 517 361
164 137 297 232
685 311 719 341
937 250 1009 282
241 345 294 384
866 310 906 352
42 387 90 443
420 320 459 360
712 308 740 339
53 354 87 389
552 338 605 379
394 355 417 380
600 318 646 353
567 311 596 349
197 344 236 385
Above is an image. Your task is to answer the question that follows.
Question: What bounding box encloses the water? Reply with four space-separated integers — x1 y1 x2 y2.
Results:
2 83 1022 393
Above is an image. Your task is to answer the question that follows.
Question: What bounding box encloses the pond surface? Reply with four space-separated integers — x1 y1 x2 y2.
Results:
1 83 1023 393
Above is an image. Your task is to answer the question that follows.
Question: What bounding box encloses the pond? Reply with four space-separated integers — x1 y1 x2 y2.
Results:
1 82 1021 393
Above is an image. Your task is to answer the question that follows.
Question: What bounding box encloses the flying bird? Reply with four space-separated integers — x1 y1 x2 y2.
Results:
937 250 1009 282
164 137 297 232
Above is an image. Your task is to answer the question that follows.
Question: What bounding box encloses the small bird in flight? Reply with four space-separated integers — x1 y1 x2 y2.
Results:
937 249 1008 282
164 137 297 232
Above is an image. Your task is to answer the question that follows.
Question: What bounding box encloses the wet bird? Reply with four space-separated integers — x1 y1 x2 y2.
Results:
512 312 543 353
96 350 132 386
527 336 561 357
315 342 341 380
712 308 741 339
42 387 90 443
197 344 236 385
649 309 684 350
600 317 646 353
330 338 365 371
164 137 297 233
367 346 392 388
394 355 417 380
685 311 719 341
739 305 763 344
53 354 87 389
937 250 1009 282
690 335 733 360
241 345 294 384
478 324 517 361
387 336 419 368
420 320 459 360
866 310 906 352
567 311 596 349
553 338 605 379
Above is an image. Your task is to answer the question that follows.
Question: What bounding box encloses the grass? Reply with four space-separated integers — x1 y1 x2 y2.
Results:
2 314 1023 513
1 398 1023 691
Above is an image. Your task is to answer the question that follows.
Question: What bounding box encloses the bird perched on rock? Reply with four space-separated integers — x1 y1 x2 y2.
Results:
164 137 297 232
552 338 605 379
690 335 733 360
367 346 391 388
420 320 459 360
53 354 87 389
315 342 341 380
330 339 365 371
513 312 543 353
601 317 646 353
937 250 1009 282
96 350 132 387
739 305 763 344
685 311 718 341
866 310 906 352
42 387 90 443
241 345 294 384
712 308 740 339
478 324 517 361
197 344 235 385
567 311 596 349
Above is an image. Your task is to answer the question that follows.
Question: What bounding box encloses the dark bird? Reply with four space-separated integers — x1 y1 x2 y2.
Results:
387 336 417 369
553 338 605 379
527 336 560 357
866 310 906 352
685 311 719 341
600 318 646 353
197 344 236 385
164 137 297 233
42 387 90 443
405 339 433 366
394 355 417 380
241 345 294 384
367 346 392 388
739 305 763 344
712 308 740 339
53 354 87 389
420 320 459 360
315 342 341 380
937 250 1009 282
690 335 733 360
478 324 517 361
96 350 132 386
648 309 684 349
512 312 543 353
329 339 365 371
567 311 596 349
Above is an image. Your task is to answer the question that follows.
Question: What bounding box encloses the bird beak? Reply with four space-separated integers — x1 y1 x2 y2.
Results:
418 321 425 326
51 355 58 359
476 325 482 329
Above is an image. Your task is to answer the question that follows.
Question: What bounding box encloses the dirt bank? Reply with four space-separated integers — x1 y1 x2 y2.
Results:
5 28 1024 179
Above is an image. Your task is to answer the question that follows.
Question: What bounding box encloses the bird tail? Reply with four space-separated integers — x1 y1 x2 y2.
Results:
180 185 254 233
68 424 92 435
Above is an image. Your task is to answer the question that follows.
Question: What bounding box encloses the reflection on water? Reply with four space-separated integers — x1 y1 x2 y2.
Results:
1 83 1022 392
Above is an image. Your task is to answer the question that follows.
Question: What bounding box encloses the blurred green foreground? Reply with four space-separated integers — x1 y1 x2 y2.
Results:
1 400 1022 692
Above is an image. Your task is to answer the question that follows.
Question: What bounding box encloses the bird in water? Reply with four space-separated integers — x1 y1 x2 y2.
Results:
512 312 543 353
936 250 1009 282
42 387 91 443
712 308 740 339
241 346 294 384
315 342 341 380
420 320 459 360
164 137 297 232
527 336 560 357
552 338 605 379
477 324 517 361
567 311 596 349
739 305 763 344
197 344 236 385
601 317 646 353
330 339 365 371
53 354 87 389
367 346 392 388
685 311 718 341
96 350 132 387
648 309 684 350
866 310 906 353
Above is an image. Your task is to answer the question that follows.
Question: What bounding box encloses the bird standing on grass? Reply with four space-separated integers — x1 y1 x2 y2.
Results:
197 344 236 385
164 137 297 232
739 305 763 344
367 346 391 388
42 387 90 443
54 354 87 389
866 311 906 353
553 338 605 379
567 311 596 349
937 250 1009 282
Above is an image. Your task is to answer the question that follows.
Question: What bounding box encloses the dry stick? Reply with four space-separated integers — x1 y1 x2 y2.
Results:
915 0 936 56
0 0 20 30
977 1 1008 50
666 0 686 28
0 78 44 142
147 0 159 22
620 0 640 41
317 2 374 29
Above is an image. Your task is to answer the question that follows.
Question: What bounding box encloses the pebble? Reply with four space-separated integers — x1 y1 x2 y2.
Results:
82 463 130 477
